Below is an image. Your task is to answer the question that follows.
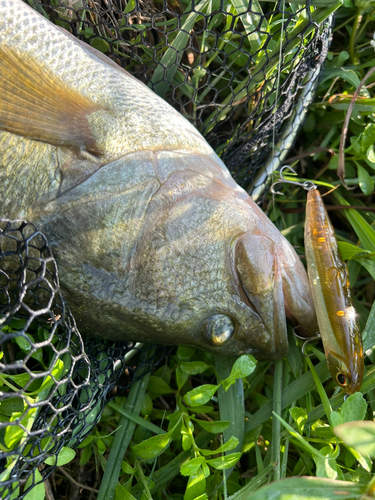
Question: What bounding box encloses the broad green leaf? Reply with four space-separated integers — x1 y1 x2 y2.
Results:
199 435 239 456
188 405 214 414
1 372 31 388
176 367 189 389
328 154 339 170
121 461 135 475
320 67 361 88
4 421 25 450
338 241 371 260
357 164 374 195
184 468 206 500
0 398 24 417
363 298 375 351
334 194 375 252
368 145 375 163
183 384 218 406
289 407 308 434
330 411 343 427
346 446 372 472
182 432 192 451
147 376 175 396
193 418 230 434
13 334 32 352
132 431 172 460
23 469 44 500
79 445 92 466
360 123 375 153
313 445 339 479
27 358 64 395
225 354 256 385
350 135 362 155
179 361 211 375
334 421 375 457
78 435 96 448
115 483 137 500
177 346 195 360
90 37 109 54
206 452 241 470
123 0 136 13
245 476 363 500
5 407 37 449
340 392 367 423
44 447 76 466
140 393 153 417
180 456 206 476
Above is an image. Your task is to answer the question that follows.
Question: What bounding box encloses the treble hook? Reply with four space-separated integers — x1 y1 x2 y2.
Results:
292 326 321 358
271 166 317 195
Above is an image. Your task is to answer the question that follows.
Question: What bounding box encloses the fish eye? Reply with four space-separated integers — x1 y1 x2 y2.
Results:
336 373 349 387
202 314 235 347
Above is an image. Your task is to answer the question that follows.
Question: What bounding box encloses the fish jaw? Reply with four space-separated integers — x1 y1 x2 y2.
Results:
235 229 319 358
235 233 288 359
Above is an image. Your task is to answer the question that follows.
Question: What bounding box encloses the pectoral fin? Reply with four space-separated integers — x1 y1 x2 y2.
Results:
0 46 100 154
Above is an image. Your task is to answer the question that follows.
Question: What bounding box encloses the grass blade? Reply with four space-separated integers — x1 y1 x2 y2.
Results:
271 359 283 481
246 476 363 500
306 357 333 426
227 462 276 499
333 193 375 252
245 361 330 432
203 2 342 133
150 0 212 97
216 354 245 478
107 402 166 435
97 349 155 500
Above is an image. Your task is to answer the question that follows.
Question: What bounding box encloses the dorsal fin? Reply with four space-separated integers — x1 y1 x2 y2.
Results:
0 46 100 154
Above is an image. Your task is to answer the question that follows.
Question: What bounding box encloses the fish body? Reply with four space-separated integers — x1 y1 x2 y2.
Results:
0 0 318 357
305 188 363 393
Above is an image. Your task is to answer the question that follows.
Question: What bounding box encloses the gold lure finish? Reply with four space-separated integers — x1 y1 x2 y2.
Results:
305 188 364 394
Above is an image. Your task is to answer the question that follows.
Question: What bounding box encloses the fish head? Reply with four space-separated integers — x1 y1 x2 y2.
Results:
326 349 363 394
31 149 319 359
112 173 319 359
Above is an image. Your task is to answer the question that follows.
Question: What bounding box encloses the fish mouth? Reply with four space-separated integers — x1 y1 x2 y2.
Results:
232 232 289 360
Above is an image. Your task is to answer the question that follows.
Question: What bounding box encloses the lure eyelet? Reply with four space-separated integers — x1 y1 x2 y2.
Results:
201 314 235 347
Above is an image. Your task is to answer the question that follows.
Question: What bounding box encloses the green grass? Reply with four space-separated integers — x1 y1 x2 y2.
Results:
2 0 375 498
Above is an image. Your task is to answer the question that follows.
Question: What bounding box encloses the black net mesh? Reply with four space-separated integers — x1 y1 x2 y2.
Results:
30 0 333 192
0 219 167 499
1 0 335 496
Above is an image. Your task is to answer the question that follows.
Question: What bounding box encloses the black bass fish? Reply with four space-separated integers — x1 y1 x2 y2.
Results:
0 0 318 357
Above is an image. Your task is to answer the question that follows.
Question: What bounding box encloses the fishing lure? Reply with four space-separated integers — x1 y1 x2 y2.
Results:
272 167 364 394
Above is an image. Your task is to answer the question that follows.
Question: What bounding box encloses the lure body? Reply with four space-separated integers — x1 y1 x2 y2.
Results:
305 188 363 393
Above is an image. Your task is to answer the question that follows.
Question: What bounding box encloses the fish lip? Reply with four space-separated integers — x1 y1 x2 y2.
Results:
229 233 261 317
